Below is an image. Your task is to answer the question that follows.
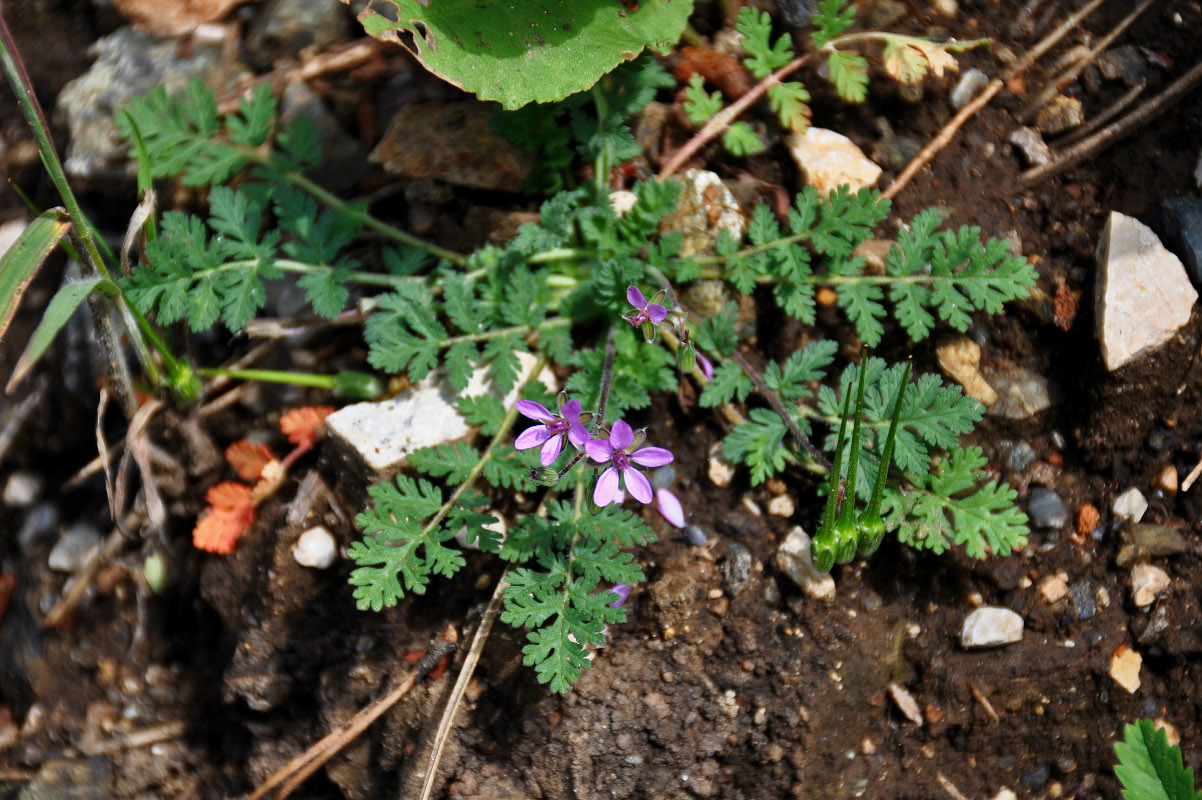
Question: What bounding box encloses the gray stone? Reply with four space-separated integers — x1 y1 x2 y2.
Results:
1095 211 1198 371
1008 127 1052 167
951 68 990 109
778 0 820 26
1116 524 1190 566
55 28 234 180
1096 45 1147 87
650 465 676 490
1149 198 1202 290
680 524 709 546
1069 581 1096 620
998 439 1037 472
722 543 753 596
774 526 835 602
1138 605 1170 645
3 472 42 508
658 170 746 257
987 368 1052 419
19 503 59 550
866 0 907 28
280 80 366 193
48 523 102 573
247 0 351 62
960 606 1024 648
1027 487 1068 529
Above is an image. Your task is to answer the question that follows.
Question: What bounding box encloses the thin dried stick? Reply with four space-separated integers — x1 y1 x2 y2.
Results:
1181 452 1202 492
1017 0 1158 123
0 382 44 467
417 571 510 800
248 626 458 800
884 0 1108 199
1022 58 1202 185
730 350 831 471
82 720 186 756
42 515 139 628
968 681 1001 722
217 38 386 113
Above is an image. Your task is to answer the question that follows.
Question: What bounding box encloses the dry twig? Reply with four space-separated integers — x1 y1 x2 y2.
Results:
0 381 45 467
216 38 387 114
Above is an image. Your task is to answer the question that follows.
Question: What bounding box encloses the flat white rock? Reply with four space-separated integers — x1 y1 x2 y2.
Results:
786 128 882 196
774 525 836 603
326 352 554 476
1112 487 1148 523
1130 563 1170 607
1095 211 1198 371
960 606 1023 648
293 526 338 569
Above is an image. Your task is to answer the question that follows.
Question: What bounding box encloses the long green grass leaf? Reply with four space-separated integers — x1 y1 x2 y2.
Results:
0 208 70 341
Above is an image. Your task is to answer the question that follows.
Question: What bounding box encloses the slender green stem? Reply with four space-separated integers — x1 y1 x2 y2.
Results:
592 326 617 431
418 354 551 538
197 367 337 390
592 87 611 195
247 153 467 267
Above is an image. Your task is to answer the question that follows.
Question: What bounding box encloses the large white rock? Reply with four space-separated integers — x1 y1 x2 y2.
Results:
657 170 745 257
960 606 1024 648
1095 212 1198 371
326 352 554 476
786 128 882 196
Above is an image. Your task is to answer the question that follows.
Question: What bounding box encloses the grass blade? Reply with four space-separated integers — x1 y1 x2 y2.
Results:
7 275 110 393
0 207 70 341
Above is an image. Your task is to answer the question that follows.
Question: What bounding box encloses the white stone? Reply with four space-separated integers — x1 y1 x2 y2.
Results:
707 443 735 488
1109 644 1141 693
991 790 1018 800
1095 212 1198 371
887 682 924 726
609 190 637 218
951 68 989 109
960 606 1024 648
774 526 836 603
767 494 794 518
48 523 102 573
657 170 745 256
293 526 338 569
1112 487 1148 523
1039 575 1068 604
326 352 554 476
2 472 42 508
786 128 882 196
1131 563 1170 607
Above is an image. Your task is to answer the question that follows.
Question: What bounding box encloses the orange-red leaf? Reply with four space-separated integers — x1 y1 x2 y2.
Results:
279 405 335 449
225 440 277 482
194 482 255 555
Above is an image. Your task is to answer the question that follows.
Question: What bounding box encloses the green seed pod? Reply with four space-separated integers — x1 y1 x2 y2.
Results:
811 531 837 572
529 466 560 487
334 370 383 400
144 551 168 594
676 342 696 374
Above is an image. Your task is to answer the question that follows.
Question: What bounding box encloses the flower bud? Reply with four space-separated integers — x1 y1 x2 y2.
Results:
529 467 560 487
676 343 696 374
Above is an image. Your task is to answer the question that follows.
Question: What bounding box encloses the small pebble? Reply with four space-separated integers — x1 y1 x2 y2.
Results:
1117 524 1189 565
950 68 990 109
1069 581 1096 620
650 465 676 490
1039 575 1069 604
722 542 754 596
1158 465 1178 493
1130 564 1170 607
2 473 42 508
888 683 924 726
681 524 709 547
1112 487 1148 523
999 440 1038 473
765 478 786 495
1020 765 1051 792
961 607 1024 648
762 577 781 605
1154 718 1181 747
1009 127 1052 166
991 790 1018 800
774 526 836 603
48 523 102 573
1027 487 1069 529
293 526 338 569
708 445 735 488
1075 503 1100 539
1109 644 1142 693
936 336 997 406
767 495 794 518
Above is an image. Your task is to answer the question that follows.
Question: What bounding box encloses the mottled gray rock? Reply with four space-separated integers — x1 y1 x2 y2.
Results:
1008 127 1052 167
951 68 990 109
1096 45 1147 87
651 465 676 490
987 368 1052 419
774 526 835 602
960 606 1024 648
722 543 753 596
658 170 746 257
247 0 351 62
998 439 1037 472
1028 487 1068 529
19 757 113 799
680 524 709 546
1095 211 1198 371
1149 198 1202 290
1069 581 1096 620
778 0 820 26
48 523 102 573
280 80 366 193
1116 524 1190 566
55 28 234 179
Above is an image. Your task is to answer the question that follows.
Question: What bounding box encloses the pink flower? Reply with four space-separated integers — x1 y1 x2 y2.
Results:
696 352 714 380
624 286 668 328
655 488 684 528
514 397 590 466
586 420 674 506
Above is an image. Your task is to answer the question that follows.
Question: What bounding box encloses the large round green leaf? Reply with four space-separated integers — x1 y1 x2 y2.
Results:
355 0 694 109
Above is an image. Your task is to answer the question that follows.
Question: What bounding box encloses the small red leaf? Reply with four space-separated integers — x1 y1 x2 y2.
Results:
279 405 335 449
225 440 277 482
193 482 255 555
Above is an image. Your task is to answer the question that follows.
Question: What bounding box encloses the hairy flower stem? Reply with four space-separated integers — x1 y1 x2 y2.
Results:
729 349 832 472
593 326 618 432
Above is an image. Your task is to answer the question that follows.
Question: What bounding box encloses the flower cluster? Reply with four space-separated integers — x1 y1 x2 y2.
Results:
625 285 712 379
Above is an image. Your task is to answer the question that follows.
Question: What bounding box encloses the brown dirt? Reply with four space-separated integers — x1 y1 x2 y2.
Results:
1 0 1201 798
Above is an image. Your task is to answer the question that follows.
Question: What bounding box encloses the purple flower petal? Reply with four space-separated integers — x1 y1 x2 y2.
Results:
631 446 674 468
610 420 634 451
594 466 620 506
568 420 590 448
697 353 714 380
624 467 653 504
561 398 581 420
515 400 554 421
585 438 614 463
608 584 631 607
647 304 668 324
515 425 552 450
612 487 626 504
655 489 685 528
540 434 564 465
626 285 647 310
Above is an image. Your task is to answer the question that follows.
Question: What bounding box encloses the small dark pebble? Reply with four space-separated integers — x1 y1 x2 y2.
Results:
1138 606 1171 645
1069 581 1096 621
651 465 676 490
1028 487 1069 529
1020 765 1051 791
1146 426 1176 451
1055 755 1077 775
680 524 709 547
1083 629 1104 647
722 542 754 596
998 439 1038 473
